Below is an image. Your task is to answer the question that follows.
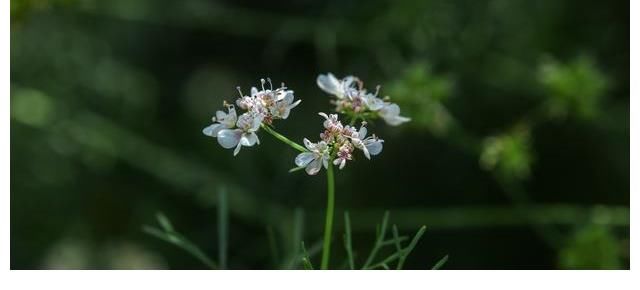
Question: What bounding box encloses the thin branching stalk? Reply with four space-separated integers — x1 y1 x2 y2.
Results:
261 124 306 152
432 255 449 270
362 211 390 269
396 225 426 269
321 163 336 269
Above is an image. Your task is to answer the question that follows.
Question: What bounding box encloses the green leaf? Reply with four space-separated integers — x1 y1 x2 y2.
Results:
155 212 174 232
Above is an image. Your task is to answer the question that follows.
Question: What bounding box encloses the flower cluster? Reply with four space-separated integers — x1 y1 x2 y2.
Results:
295 113 384 175
203 78 301 155
317 73 410 126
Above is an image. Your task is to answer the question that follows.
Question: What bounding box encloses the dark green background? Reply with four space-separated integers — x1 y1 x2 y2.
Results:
11 0 629 269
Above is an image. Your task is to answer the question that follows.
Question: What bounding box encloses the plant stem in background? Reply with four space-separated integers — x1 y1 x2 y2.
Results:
261 124 307 152
349 115 358 125
321 163 336 269
218 187 228 269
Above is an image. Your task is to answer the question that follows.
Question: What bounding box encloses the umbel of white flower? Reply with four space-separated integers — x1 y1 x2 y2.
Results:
295 113 384 175
316 73 411 126
203 78 301 156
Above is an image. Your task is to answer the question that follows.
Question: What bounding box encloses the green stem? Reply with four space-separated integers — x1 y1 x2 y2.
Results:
320 163 335 270
349 115 358 126
261 124 306 152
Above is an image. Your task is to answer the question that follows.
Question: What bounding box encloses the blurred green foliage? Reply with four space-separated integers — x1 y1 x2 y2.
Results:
559 224 621 269
10 0 629 269
539 56 609 120
480 126 532 181
388 64 454 135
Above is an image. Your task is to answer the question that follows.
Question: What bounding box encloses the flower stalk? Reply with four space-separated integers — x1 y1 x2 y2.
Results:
261 124 307 152
321 161 335 270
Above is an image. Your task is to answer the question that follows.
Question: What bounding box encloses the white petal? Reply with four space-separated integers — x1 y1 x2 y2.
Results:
280 108 291 119
353 139 370 159
233 142 242 156
215 110 226 121
251 87 259 97
358 126 367 139
317 73 341 96
365 140 384 156
217 129 242 149
379 104 397 119
365 95 385 111
251 114 264 131
362 146 371 159
322 154 329 169
295 152 315 167
379 103 410 126
288 99 301 110
203 123 223 137
240 132 258 146
303 138 315 151
305 158 323 175
384 115 411 126
282 91 294 104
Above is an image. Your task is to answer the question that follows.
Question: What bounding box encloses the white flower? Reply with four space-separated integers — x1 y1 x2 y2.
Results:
318 73 411 127
236 79 301 122
217 112 264 156
351 124 384 159
297 114 384 175
270 90 301 119
204 78 302 156
378 103 411 126
294 138 330 175
202 106 237 137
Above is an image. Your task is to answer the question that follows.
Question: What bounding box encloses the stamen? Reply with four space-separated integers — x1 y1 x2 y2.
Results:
266 77 273 90
374 85 381 96
260 78 266 90
236 86 244 98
